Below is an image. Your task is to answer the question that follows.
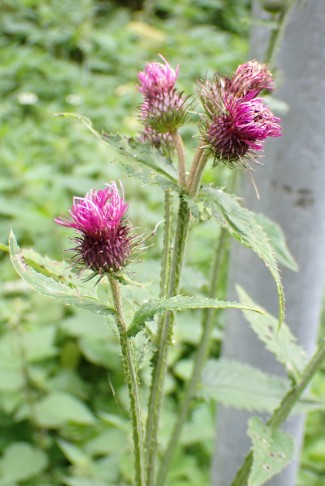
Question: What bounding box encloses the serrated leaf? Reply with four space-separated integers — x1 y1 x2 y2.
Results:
237 287 307 380
56 112 178 189
191 187 285 325
22 247 77 282
0 443 48 483
254 213 298 271
102 133 178 189
199 359 289 413
127 296 262 337
248 417 294 486
9 231 116 317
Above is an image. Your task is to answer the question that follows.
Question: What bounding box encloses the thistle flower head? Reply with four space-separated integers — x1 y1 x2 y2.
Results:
227 60 274 97
138 56 179 97
55 182 133 276
205 93 281 166
138 56 189 141
139 88 189 133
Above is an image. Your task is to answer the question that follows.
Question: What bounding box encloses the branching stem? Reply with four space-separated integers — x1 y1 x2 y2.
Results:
145 195 190 486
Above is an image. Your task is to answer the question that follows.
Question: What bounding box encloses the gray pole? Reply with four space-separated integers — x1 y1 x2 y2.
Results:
212 1 325 485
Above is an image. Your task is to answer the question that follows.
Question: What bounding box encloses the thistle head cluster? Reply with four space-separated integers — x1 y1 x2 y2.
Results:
55 182 134 277
199 60 281 167
137 56 189 153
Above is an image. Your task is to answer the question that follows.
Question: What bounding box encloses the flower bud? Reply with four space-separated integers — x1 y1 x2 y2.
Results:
227 60 274 97
138 56 189 138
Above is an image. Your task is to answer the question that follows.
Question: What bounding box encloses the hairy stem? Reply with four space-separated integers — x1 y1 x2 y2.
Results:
171 131 187 189
187 143 206 195
157 228 227 486
146 195 191 486
145 188 173 475
231 341 325 486
188 151 208 196
109 276 146 486
159 189 173 298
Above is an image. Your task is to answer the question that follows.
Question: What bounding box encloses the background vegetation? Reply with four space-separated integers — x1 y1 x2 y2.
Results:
0 1 324 485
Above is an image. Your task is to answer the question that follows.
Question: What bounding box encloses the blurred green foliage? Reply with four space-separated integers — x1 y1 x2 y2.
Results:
0 1 324 485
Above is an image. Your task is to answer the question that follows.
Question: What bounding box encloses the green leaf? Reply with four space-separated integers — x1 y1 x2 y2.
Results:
85 429 128 456
22 247 77 283
22 325 57 362
79 337 121 370
63 479 117 486
190 187 285 325
248 417 295 486
237 287 307 380
32 391 95 428
254 213 298 271
102 133 178 189
60 311 112 340
56 112 178 189
0 368 24 392
0 443 48 483
57 439 89 467
199 359 289 413
127 295 262 337
9 231 116 317
180 405 214 446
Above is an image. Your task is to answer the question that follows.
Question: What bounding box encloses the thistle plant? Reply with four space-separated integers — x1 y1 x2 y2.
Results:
9 55 325 486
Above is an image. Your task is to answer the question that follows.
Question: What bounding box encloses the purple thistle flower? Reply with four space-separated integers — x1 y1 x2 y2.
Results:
205 93 281 166
138 56 179 98
227 60 274 97
138 56 189 139
55 182 133 276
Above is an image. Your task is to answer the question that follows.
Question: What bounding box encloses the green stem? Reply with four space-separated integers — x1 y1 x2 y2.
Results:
263 0 297 67
157 228 227 486
231 341 325 486
145 188 173 474
159 190 173 299
187 143 205 194
109 276 146 486
171 131 187 189
146 195 191 486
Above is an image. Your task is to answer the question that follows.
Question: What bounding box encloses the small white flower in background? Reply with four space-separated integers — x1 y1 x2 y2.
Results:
66 94 83 106
17 92 38 105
